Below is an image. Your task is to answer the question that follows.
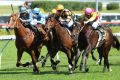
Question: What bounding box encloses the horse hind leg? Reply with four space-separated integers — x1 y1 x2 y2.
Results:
102 46 111 72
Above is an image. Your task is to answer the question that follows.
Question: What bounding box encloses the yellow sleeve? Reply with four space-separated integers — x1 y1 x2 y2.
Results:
88 12 97 22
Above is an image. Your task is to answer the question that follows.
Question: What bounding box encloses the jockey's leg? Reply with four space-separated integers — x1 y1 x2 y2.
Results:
28 24 39 37
92 21 103 45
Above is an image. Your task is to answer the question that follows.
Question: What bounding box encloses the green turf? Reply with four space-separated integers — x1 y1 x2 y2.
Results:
110 26 120 33
0 39 120 80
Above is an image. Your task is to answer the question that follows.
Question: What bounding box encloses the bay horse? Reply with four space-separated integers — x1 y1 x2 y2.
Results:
8 13 46 73
74 18 120 72
44 14 79 73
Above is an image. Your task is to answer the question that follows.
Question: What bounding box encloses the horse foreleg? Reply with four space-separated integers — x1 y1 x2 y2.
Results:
55 52 60 64
73 48 81 71
97 48 103 65
91 50 97 61
80 44 91 72
41 52 50 67
49 50 58 71
65 49 74 73
31 50 39 73
16 50 24 67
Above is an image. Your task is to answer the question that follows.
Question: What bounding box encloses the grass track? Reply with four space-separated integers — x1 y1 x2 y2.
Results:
0 39 120 80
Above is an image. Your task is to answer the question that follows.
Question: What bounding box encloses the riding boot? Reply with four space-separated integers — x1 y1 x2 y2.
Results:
28 24 40 43
97 29 104 47
30 25 39 37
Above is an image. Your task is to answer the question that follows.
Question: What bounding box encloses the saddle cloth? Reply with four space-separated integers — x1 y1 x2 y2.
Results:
96 29 106 47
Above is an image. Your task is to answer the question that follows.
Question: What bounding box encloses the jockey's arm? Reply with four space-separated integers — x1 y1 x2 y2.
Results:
59 17 66 22
87 12 97 22
20 13 33 23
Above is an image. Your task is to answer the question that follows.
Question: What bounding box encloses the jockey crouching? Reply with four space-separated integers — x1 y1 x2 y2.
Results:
59 9 74 32
31 7 46 37
59 9 79 45
51 4 64 19
19 7 38 37
32 7 46 25
81 8 103 47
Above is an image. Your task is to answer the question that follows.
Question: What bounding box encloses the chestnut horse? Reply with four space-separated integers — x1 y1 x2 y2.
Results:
8 13 46 73
44 14 80 73
74 18 120 72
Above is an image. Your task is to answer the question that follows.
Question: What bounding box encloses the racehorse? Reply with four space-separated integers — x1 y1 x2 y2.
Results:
41 15 97 68
44 14 79 73
73 18 120 72
8 13 46 73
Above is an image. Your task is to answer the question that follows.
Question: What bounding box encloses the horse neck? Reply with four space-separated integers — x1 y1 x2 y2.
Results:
14 19 28 36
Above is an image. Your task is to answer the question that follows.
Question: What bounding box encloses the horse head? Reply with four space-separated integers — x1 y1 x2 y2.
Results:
8 13 22 28
45 14 58 32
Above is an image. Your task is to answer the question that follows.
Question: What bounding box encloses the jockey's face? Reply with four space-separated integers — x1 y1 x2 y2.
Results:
86 14 91 19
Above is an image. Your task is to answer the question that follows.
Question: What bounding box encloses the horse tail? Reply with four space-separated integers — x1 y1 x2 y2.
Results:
112 36 120 51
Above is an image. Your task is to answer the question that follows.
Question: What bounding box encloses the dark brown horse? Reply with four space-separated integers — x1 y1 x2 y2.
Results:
74 18 120 72
45 14 79 73
8 13 46 73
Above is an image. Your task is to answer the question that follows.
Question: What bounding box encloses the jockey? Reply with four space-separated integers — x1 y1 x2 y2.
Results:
31 7 46 25
52 4 64 18
59 9 74 31
19 1 32 13
56 4 64 15
19 7 33 23
51 4 64 19
19 7 39 37
81 8 103 47
81 8 100 30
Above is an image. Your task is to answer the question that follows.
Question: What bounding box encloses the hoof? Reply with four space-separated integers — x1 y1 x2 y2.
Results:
41 62 46 67
109 67 112 72
52 65 57 70
85 68 89 72
55 60 60 65
69 68 73 74
69 70 73 74
79 65 83 71
23 62 32 67
75 65 78 68
33 69 39 74
16 63 20 67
